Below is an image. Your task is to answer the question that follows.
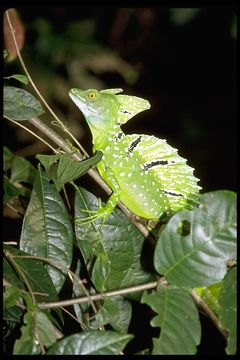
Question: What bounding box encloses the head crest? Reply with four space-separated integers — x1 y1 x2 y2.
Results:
100 88 123 95
116 94 151 124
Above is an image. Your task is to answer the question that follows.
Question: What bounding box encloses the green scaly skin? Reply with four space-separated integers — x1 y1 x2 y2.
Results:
69 88 201 225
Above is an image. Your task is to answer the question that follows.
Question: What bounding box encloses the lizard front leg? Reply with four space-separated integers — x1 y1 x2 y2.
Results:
75 167 121 226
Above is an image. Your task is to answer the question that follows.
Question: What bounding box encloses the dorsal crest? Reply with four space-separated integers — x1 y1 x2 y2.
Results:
100 88 123 95
116 94 151 124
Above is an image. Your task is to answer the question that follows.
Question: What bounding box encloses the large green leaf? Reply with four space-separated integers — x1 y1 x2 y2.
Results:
34 311 60 348
72 260 91 326
90 296 132 333
47 330 133 355
20 167 73 293
218 267 236 355
13 312 41 355
3 146 14 171
3 245 59 304
3 285 22 310
4 74 29 84
4 86 44 120
10 155 36 184
3 175 22 204
141 287 201 354
36 151 102 190
154 191 236 288
13 310 59 355
195 281 223 316
75 187 153 296
3 305 22 323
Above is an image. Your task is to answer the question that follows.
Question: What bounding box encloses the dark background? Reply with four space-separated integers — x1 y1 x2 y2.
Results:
4 6 236 193
3 7 236 355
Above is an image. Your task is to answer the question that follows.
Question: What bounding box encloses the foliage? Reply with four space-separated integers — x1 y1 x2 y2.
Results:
3 84 236 355
3 9 236 355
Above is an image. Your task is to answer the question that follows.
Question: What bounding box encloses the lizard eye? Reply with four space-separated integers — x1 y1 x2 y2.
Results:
88 92 96 100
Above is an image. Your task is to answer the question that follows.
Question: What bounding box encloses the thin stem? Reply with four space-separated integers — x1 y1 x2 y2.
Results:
4 10 155 242
5 9 88 157
4 249 36 305
60 306 88 330
38 281 158 309
5 116 57 153
191 289 228 339
13 254 98 315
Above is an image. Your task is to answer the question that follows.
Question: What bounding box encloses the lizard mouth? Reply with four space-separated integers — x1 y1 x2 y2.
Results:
69 93 98 115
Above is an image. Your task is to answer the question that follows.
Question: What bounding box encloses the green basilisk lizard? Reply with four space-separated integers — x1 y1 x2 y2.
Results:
69 88 201 224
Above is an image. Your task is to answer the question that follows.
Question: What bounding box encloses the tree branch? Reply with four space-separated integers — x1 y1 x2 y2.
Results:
38 281 158 309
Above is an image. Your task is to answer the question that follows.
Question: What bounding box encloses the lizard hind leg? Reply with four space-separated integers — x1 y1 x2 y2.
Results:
75 198 108 226
75 195 117 228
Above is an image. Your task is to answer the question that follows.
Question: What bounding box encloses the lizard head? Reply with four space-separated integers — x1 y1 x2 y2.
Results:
69 88 151 144
69 88 120 131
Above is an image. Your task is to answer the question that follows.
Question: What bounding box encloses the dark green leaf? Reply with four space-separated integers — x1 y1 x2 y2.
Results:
218 267 236 355
36 151 102 190
195 281 223 316
3 257 25 290
4 74 29 85
75 187 153 297
3 286 21 310
4 49 10 59
36 154 63 170
91 296 132 333
10 155 36 184
154 191 236 288
13 312 41 355
169 8 201 25
3 146 14 171
3 176 21 204
72 260 90 325
47 330 133 355
20 167 73 293
3 306 22 323
35 311 60 348
141 287 201 354
4 245 59 304
4 86 44 120
92 253 110 292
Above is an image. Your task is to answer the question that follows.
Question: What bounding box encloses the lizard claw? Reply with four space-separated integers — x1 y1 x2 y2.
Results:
75 205 109 228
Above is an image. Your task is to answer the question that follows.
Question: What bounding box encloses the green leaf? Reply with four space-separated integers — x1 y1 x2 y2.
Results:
3 146 14 171
36 151 102 190
47 330 133 355
91 296 132 333
195 281 223 316
92 253 110 292
4 49 10 59
3 175 21 204
36 154 63 170
3 86 44 120
4 245 59 304
169 8 201 25
3 285 22 310
154 191 236 288
72 260 90 325
10 155 36 184
20 167 73 292
4 74 29 85
3 305 22 323
35 311 59 348
75 187 153 296
13 310 59 355
218 267 236 355
13 312 41 354
3 257 25 290
141 287 201 354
